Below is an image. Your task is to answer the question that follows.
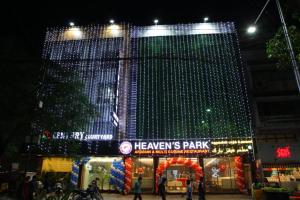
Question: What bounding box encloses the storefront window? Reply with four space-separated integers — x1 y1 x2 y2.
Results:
82 157 122 190
263 167 300 189
132 158 154 192
204 157 237 192
158 157 198 193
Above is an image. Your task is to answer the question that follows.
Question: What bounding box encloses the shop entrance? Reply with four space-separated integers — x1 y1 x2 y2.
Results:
156 157 203 193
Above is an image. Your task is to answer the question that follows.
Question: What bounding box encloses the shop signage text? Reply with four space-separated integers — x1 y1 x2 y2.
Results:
52 132 113 140
134 141 209 150
276 146 291 158
119 140 210 155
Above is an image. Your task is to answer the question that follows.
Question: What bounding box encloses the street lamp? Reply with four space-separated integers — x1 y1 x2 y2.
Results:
154 19 159 25
247 26 256 34
109 19 115 24
247 0 300 93
204 17 209 22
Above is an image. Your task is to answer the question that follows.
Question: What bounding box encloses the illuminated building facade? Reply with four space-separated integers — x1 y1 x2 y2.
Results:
38 22 253 193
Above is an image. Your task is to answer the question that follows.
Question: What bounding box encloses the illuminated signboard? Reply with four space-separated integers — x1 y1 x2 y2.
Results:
119 140 210 155
276 146 291 158
52 132 113 140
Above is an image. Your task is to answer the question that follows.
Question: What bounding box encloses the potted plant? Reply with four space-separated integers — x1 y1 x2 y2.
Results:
262 186 291 200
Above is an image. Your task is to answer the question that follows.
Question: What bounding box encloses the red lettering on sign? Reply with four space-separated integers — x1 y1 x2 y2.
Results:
276 146 291 158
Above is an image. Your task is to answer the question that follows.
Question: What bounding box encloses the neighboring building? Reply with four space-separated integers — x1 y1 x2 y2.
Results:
241 35 300 189
36 23 252 193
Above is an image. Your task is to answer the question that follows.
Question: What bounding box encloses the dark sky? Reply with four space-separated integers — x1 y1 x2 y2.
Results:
1 0 297 57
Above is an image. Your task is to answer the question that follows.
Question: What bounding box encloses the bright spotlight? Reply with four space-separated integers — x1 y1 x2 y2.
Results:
109 19 115 24
69 22 75 27
154 19 159 25
204 17 209 22
247 26 256 34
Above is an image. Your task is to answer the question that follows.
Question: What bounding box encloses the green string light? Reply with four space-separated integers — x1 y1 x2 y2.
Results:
134 23 250 140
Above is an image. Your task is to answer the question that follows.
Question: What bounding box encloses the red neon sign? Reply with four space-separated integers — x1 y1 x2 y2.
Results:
276 146 291 158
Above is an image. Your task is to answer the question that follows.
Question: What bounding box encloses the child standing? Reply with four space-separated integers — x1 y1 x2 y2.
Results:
133 176 143 200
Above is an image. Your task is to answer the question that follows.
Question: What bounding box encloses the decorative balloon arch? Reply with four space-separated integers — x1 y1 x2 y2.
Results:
123 156 245 194
124 157 133 194
155 157 203 192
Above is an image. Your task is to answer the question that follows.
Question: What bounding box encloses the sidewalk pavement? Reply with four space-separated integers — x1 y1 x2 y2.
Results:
0 194 252 200
101 193 251 200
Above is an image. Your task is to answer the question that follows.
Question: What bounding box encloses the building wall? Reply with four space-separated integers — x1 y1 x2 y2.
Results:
242 37 300 164
257 141 300 163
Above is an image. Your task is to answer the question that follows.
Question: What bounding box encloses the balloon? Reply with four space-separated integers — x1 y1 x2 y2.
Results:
165 161 171 168
157 168 163 173
185 159 192 167
234 156 245 192
124 158 133 194
195 167 202 173
177 157 184 164
158 164 165 170
191 162 198 169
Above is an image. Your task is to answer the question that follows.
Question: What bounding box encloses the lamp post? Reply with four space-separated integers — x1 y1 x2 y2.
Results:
247 0 300 93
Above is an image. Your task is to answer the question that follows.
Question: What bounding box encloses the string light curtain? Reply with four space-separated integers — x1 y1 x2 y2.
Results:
41 25 123 139
127 23 251 140
41 22 250 142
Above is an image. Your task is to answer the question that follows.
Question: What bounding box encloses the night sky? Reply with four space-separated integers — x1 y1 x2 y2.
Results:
0 0 286 57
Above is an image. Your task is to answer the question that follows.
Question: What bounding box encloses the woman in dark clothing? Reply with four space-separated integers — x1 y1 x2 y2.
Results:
158 177 167 200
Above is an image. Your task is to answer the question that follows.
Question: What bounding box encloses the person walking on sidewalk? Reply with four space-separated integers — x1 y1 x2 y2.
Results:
186 179 193 200
198 177 205 200
133 176 143 200
158 177 167 200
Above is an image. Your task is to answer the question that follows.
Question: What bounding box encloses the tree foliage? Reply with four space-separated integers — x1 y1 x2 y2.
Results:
33 61 97 138
266 9 300 69
266 26 300 69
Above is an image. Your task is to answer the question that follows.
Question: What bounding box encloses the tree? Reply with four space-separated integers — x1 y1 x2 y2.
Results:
33 61 97 154
266 26 300 69
266 8 300 69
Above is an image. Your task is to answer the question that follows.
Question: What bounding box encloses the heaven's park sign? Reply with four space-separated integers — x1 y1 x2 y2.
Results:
119 140 210 155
